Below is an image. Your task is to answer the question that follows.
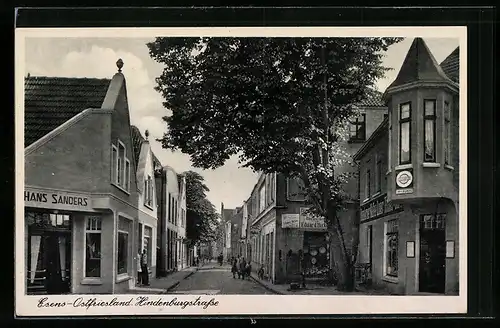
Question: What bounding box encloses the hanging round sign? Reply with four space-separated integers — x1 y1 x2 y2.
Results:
311 257 317 264
319 246 326 254
396 170 413 188
310 249 318 256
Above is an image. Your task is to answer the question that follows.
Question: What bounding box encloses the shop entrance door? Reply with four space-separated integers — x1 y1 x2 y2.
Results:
27 212 72 295
28 230 71 295
419 214 446 294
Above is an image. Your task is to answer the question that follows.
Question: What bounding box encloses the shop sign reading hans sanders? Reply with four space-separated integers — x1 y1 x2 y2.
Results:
395 169 414 195
24 188 92 211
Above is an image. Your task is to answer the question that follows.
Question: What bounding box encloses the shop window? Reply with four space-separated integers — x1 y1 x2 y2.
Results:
384 219 399 278
424 100 437 162
85 216 102 278
112 140 131 192
399 102 411 164
144 175 153 208
444 101 451 165
349 113 366 142
117 217 131 275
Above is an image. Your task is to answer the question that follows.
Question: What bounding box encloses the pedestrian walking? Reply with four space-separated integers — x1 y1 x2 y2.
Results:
244 261 252 280
231 257 238 278
239 257 247 279
140 249 150 286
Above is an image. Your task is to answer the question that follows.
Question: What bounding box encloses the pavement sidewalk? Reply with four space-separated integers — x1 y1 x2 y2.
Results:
249 272 391 295
126 265 200 294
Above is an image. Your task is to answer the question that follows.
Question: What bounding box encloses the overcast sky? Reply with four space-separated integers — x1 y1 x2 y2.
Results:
24 36 459 212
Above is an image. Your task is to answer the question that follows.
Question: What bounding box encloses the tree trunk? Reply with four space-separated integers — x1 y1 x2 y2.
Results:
330 236 355 291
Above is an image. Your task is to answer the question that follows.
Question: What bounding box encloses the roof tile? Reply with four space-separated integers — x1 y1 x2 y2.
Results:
25 76 110 147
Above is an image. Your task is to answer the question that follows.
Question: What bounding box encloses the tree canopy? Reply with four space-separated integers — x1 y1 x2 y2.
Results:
183 170 219 246
148 37 403 289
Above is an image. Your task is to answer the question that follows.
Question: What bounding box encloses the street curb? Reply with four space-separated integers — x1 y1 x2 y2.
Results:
162 267 199 294
248 274 285 295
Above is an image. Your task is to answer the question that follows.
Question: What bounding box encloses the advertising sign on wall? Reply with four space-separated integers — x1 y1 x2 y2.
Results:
282 214 300 228
395 169 414 195
299 208 327 230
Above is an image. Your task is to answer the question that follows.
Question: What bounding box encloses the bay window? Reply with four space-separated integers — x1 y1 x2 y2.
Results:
399 103 411 164
444 101 451 165
424 100 437 162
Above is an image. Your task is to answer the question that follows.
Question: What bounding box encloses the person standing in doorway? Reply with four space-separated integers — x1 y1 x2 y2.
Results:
141 249 150 286
137 252 142 286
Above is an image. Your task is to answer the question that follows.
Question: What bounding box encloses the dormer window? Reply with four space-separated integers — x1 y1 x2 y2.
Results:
349 114 366 142
424 100 437 162
399 102 411 164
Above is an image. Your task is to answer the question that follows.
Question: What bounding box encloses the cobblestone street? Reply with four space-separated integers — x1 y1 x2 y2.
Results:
167 263 275 295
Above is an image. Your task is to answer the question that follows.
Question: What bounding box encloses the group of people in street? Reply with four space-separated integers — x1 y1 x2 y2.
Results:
231 255 251 280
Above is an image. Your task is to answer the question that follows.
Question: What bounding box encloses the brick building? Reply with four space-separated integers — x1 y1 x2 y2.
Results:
353 38 460 295
24 62 140 294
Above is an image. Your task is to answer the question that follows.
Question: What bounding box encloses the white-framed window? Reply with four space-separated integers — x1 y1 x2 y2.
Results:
365 167 371 199
375 156 382 193
144 175 153 207
399 102 411 164
259 183 266 213
84 216 102 278
112 140 131 192
444 101 452 165
117 217 131 275
384 219 399 278
111 145 118 184
423 99 437 162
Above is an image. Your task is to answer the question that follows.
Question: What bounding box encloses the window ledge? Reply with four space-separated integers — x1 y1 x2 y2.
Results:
372 191 381 198
361 198 371 205
112 183 130 195
81 278 103 285
444 164 455 171
395 164 413 170
422 162 441 168
382 275 399 284
116 273 131 283
386 170 392 176
144 203 154 211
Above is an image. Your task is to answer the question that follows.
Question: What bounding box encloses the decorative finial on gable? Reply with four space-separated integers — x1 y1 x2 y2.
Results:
116 58 124 73
145 129 149 140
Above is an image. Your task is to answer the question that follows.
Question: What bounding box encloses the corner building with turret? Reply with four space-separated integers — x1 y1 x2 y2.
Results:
354 38 460 295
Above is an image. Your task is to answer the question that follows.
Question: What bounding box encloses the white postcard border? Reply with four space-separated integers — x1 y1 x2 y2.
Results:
15 26 468 316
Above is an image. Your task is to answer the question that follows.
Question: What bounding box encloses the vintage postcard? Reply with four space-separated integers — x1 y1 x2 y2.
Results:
15 26 467 317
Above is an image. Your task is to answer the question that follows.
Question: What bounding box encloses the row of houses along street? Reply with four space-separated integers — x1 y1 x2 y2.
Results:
218 38 460 295
24 60 200 295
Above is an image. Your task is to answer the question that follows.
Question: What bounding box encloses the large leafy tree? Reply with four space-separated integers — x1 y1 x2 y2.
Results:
183 171 218 246
148 37 402 290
